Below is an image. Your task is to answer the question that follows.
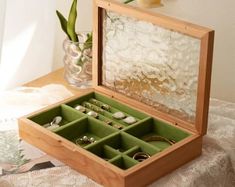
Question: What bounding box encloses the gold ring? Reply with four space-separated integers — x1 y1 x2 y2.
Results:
143 135 176 145
133 152 150 162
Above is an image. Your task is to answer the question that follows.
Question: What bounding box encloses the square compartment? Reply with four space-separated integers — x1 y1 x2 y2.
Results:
54 117 117 147
66 92 149 123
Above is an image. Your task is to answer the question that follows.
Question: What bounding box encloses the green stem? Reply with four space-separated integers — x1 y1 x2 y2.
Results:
124 0 135 4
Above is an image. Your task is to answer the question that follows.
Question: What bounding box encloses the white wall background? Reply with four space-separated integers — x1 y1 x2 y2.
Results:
54 0 235 102
0 0 6 63
0 0 56 90
153 0 235 103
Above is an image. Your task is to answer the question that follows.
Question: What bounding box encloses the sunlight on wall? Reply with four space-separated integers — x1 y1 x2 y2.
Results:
0 23 36 90
0 0 56 90
0 0 6 65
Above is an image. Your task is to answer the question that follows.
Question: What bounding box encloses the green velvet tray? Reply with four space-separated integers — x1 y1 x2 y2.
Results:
29 92 190 170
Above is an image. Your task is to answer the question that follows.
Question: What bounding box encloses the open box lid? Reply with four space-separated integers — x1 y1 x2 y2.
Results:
92 0 214 135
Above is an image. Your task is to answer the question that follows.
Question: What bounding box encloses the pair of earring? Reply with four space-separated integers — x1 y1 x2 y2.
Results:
112 112 137 124
74 105 99 118
76 136 96 145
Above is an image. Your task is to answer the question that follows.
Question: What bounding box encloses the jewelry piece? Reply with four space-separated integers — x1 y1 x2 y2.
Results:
75 136 96 145
87 111 98 118
83 102 92 108
43 116 62 130
93 107 105 114
46 124 60 131
50 116 62 126
104 120 112 125
143 135 176 145
101 104 111 111
74 105 86 113
90 98 100 105
82 135 88 142
83 102 105 114
113 124 123 130
123 116 137 124
90 98 111 111
133 152 150 162
89 137 95 142
112 112 125 119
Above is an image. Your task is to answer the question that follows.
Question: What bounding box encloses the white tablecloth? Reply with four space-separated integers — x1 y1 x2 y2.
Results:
0 86 234 187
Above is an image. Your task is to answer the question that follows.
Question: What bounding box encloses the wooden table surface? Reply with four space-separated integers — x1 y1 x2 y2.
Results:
24 68 93 95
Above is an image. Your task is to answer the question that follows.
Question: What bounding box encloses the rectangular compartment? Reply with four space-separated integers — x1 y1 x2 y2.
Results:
94 93 148 120
125 118 190 151
66 92 149 120
68 102 126 130
54 117 118 147
86 144 120 161
29 104 85 129
81 101 139 127
110 155 139 170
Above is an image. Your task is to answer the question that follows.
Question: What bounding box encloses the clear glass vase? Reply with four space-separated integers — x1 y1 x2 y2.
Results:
63 33 92 89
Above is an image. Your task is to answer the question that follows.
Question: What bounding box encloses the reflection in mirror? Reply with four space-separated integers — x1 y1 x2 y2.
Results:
102 10 201 124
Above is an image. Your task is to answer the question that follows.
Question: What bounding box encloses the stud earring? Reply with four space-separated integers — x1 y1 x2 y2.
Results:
123 116 137 124
112 112 125 119
87 111 99 118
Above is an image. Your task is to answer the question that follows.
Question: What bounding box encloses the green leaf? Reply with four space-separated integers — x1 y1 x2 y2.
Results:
67 0 78 42
124 0 135 4
83 32 92 50
56 10 70 39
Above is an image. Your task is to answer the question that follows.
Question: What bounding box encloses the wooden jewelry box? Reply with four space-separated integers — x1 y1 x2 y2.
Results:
18 0 214 186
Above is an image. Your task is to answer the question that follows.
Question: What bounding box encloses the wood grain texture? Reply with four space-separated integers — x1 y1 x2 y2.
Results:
19 118 125 187
95 0 212 38
124 135 202 187
92 3 99 88
196 31 215 135
19 115 201 187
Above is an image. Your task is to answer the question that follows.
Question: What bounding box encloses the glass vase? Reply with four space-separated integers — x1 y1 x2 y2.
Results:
63 33 92 89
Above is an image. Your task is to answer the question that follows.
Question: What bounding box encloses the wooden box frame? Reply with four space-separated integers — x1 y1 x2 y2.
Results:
18 0 214 186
